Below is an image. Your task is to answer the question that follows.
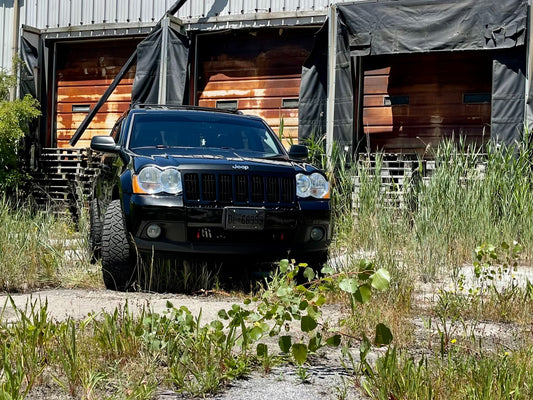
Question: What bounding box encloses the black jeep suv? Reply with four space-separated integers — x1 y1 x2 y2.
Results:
90 105 331 290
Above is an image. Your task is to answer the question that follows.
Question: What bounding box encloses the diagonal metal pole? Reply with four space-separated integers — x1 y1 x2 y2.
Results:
69 0 188 146
68 51 136 146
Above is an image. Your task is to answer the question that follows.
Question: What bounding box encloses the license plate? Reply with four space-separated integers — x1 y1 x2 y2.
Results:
224 208 265 230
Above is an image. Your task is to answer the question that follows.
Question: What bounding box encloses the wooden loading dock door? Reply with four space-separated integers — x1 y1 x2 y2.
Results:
195 28 315 147
361 51 493 153
55 39 141 148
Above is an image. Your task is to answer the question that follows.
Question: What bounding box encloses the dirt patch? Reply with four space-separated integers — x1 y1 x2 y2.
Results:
4 288 361 400
6 265 533 399
0 289 236 323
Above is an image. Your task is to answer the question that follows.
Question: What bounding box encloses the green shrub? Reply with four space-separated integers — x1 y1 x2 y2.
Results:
0 65 40 189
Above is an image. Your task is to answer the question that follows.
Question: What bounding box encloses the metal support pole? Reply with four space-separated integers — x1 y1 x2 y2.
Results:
526 1 533 129
10 0 20 101
352 55 363 155
326 4 337 169
158 16 170 105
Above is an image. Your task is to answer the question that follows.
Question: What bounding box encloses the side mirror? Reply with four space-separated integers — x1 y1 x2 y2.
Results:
91 136 120 153
288 144 309 161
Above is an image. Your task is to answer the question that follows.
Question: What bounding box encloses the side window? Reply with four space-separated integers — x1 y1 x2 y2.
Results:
110 118 124 143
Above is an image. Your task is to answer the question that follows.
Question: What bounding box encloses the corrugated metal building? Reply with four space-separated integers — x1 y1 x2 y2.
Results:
2 0 335 71
2 0 342 149
1 0 532 155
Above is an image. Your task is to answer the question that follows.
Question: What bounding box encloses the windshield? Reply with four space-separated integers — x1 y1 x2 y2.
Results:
127 113 284 158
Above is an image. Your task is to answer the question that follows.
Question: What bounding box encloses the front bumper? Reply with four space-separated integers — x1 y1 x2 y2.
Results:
124 194 331 260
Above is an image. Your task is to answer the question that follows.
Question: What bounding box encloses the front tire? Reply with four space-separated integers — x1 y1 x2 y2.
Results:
101 199 135 291
89 198 103 262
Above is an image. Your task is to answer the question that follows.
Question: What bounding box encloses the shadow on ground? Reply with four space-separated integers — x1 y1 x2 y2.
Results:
133 255 275 294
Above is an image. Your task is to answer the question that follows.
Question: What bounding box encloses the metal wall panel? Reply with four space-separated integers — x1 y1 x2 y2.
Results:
256 0 271 12
104 0 116 23
300 0 318 10
226 0 243 16
21 0 34 27
58 1 72 27
270 0 286 12
241 1 255 14
188 1 205 18
15 0 350 29
92 0 106 24
80 0 92 25
0 0 360 70
140 1 157 22
116 0 129 23
0 2 14 71
152 0 169 19
71 1 84 26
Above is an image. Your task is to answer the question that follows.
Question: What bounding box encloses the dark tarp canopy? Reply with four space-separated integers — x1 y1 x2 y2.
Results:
131 23 190 106
298 24 328 144
19 35 42 167
299 0 529 151
492 49 527 146
20 37 38 100
341 0 526 56
20 29 49 150
67 0 190 147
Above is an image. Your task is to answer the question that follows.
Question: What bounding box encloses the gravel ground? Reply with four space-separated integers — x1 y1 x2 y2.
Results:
0 289 232 323
1 288 364 400
5 263 533 400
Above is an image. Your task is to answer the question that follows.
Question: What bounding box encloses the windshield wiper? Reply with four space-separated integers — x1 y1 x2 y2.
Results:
263 154 289 161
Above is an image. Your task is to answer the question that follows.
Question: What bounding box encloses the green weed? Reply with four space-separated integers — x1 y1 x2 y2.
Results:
0 194 98 291
361 345 533 400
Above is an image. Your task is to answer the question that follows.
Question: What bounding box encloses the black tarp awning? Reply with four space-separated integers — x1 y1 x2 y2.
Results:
20 28 48 149
67 0 190 147
131 23 190 106
299 0 529 151
341 0 526 56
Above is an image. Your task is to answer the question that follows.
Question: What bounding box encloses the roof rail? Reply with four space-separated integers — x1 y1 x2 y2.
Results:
132 104 243 115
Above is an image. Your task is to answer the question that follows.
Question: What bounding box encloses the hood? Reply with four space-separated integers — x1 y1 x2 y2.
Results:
130 147 316 174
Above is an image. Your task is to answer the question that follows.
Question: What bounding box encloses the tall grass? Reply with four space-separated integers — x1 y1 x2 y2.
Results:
0 195 99 291
0 297 254 399
361 345 533 400
414 138 533 272
331 137 533 282
0 197 63 290
314 136 533 353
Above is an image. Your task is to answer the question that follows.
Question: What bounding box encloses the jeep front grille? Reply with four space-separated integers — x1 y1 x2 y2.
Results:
183 173 295 205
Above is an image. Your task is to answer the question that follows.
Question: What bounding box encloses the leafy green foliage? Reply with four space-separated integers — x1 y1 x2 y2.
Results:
0 257 392 398
235 259 392 369
0 66 40 189
473 241 521 292
338 259 390 316
0 67 17 99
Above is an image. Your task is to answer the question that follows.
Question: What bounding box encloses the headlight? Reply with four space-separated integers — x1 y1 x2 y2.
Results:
137 167 161 193
296 174 312 197
133 166 182 194
160 169 182 194
309 172 329 199
296 173 330 199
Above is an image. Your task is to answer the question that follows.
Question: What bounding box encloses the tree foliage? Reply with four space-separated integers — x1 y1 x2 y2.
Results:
0 65 41 189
